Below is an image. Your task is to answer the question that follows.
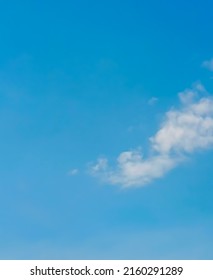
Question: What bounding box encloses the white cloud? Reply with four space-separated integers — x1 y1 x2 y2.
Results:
202 58 213 71
68 169 79 176
90 158 108 173
89 83 213 187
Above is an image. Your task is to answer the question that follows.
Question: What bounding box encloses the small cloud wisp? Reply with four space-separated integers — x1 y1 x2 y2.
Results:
68 169 79 176
202 58 213 71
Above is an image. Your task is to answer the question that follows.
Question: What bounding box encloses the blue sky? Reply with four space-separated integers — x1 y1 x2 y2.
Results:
0 0 213 259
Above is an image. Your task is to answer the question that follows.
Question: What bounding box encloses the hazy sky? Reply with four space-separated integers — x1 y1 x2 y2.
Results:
0 0 213 259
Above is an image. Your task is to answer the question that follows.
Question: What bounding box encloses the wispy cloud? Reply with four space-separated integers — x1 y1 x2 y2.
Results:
68 168 79 176
148 97 158 105
202 58 213 71
89 83 213 187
